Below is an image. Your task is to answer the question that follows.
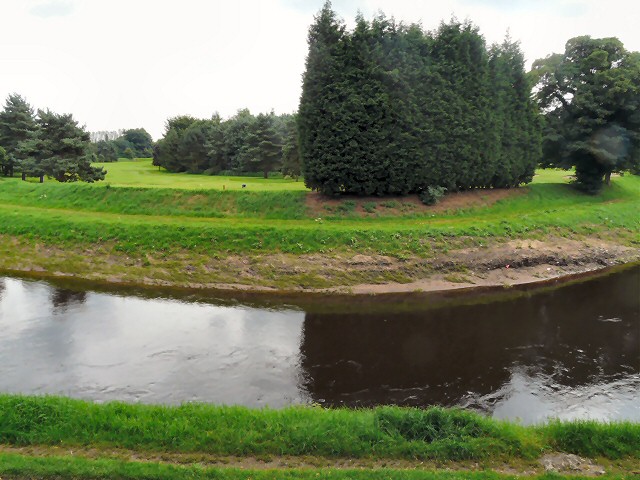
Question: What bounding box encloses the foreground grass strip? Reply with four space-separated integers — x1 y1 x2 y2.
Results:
1 395 639 461
0 452 632 480
0 395 535 460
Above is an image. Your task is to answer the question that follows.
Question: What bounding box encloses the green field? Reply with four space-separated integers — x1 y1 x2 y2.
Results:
94 158 309 190
0 394 638 479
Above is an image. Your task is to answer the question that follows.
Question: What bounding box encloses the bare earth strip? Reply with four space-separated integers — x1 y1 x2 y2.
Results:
0 234 637 295
2 445 638 477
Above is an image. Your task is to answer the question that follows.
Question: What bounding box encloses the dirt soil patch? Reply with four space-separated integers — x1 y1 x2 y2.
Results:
0 445 627 476
306 188 526 218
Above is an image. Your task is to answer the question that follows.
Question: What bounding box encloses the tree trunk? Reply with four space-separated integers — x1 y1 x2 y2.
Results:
605 172 611 185
39 175 44 183
21 172 26 181
264 170 268 179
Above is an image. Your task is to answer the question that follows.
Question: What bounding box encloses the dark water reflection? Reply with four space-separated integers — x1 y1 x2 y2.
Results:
0 266 638 424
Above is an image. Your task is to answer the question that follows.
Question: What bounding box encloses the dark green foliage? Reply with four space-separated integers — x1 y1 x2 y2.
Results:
280 114 301 180
531 37 640 193
375 407 494 442
18 109 105 182
0 93 37 176
178 119 218 173
93 139 119 162
154 110 297 177
122 128 154 157
298 5 542 195
153 115 199 172
240 112 282 178
0 146 7 175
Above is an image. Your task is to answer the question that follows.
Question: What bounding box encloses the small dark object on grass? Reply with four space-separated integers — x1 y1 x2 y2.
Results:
242 184 247 188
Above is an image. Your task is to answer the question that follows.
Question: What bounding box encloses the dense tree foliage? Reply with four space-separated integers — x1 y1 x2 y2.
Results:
153 110 298 178
0 94 37 176
0 94 105 182
90 127 154 161
298 3 542 196
18 109 105 182
531 36 640 193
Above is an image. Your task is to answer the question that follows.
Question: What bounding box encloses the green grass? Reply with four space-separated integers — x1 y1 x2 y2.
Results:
1 395 639 462
0 174 637 256
0 395 537 460
94 159 309 191
0 180 309 219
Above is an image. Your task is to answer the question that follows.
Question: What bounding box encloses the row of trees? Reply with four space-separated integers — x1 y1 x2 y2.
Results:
0 94 105 182
298 5 542 197
92 128 154 162
153 110 301 179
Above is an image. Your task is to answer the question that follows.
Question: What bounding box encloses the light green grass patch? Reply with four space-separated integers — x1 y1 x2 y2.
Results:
94 159 309 191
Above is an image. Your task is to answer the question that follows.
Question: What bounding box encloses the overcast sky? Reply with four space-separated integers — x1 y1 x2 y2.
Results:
2 0 639 139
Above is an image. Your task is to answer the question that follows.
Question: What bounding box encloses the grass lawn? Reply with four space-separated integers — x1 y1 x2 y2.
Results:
94 158 309 191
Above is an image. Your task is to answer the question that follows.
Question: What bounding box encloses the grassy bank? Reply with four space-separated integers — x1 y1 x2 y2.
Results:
0 395 638 479
1 395 639 460
0 167 638 290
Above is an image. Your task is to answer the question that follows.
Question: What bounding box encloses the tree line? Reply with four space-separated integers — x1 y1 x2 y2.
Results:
92 128 154 162
298 4 542 198
152 110 301 179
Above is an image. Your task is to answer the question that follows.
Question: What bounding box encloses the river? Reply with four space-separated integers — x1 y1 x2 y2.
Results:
0 265 638 424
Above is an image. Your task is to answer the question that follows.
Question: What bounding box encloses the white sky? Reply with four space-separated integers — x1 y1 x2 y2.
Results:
1 0 639 139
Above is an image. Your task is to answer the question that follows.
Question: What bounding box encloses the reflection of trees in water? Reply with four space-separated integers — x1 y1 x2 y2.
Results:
50 288 87 312
299 268 640 408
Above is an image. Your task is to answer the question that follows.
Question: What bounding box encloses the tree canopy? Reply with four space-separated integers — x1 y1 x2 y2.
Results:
0 94 37 176
297 2 542 197
18 109 105 182
531 36 640 193
153 110 298 178
0 95 105 182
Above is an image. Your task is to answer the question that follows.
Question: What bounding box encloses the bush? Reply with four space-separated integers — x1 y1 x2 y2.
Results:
419 186 447 205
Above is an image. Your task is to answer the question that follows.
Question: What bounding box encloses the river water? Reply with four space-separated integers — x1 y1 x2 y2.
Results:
0 266 638 424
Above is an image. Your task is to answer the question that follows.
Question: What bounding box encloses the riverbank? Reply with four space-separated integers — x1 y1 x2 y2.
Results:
1 233 638 295
0 395 638 479
0 168 638 294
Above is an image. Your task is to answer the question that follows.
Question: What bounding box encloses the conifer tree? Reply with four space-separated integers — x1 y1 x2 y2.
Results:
0 94 37 176
298 0 346 194
242 112 282 178
18 109 105 182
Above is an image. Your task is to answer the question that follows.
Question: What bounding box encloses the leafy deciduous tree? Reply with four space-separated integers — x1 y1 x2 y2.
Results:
531 36 640 193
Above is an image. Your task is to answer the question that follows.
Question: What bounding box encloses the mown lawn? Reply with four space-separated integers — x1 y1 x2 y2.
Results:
93 158 309 191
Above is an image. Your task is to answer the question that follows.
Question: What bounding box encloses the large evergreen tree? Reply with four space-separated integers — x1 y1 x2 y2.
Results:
297 1 346 194
18 109 105 182
489 36 541 188
0 94 37 176
298 5 542 197
531 36 640 193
